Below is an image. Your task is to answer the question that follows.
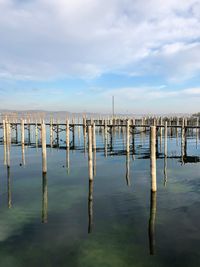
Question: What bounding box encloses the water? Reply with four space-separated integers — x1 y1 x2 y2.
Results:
0 126 200 267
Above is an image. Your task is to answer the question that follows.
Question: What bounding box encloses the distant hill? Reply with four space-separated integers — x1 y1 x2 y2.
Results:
0 109 194 121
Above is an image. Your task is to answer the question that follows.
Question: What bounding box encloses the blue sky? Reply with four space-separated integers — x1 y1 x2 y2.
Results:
0 0 200 114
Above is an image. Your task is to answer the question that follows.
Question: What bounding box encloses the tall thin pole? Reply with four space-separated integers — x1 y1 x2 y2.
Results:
112 95 115 118
150 126 157 192
41 122 47 174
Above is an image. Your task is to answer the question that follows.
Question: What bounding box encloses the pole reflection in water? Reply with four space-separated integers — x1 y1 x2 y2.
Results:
22 143 25 166
126 152 131 186
7 166 12 209
148 191 157 255
164 156 167 187
66 147 70 174
88 180 93 234
93 148 96 177
42 172 48 223
4 136 7 165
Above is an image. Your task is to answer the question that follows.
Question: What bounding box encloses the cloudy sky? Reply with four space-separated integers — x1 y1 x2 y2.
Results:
0 0 200 114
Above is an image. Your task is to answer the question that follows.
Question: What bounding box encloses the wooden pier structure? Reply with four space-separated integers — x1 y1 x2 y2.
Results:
1 116 200 179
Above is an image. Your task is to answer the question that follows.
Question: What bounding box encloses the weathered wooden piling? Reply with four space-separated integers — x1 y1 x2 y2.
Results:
21 119 25 145
83 117 87 154
35 121 38 149
126 119 130 153
3 120 7 165
15 124 18 143
41 122 47 173
28 118 31 145
176 117 179 141
164 121 168 186
66 119 70 149
6 122 11 168
88 126 93 181
160 118 163 152
164 121 168 157
150 126 157 192
110 124 113 151
92 123 96 176
92 123 96 150
104 120 108 157
181 118 185 162
196 117 199 148
50 117 53 148
3 120 7 144
56 120 59 147
184 127 187 157
78 117 81 145
72 124 75 148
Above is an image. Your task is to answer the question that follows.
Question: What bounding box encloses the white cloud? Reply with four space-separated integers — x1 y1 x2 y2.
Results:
0 0 199 80
101 86 200 101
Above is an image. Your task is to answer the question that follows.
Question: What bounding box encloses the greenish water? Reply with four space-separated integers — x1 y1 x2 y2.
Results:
0 128 200 267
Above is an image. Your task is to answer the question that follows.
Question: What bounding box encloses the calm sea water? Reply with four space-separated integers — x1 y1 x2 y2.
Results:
0 126 199 267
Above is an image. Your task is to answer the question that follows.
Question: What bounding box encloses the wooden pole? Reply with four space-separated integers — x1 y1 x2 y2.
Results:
88 126 93 181
50 117 53 148
6 121 11 169
83 117 87 155
176 117 179 141
56 120 59 148
28 119 31 145
92 123 96 176
104 120 108 157
21 119 25 145
78 117 81 145
196 117 199 148
15 124 18 143
41 122 47 173
150 126 157 192
35 121 38 149
160 118 163 152
3 120 7 165
164 121 167 157
66 119 70 149
181 118 185 163
92 122 96 150
126 119 130 153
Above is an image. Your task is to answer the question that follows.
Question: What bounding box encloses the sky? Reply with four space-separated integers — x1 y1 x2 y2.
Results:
0 0 200 114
